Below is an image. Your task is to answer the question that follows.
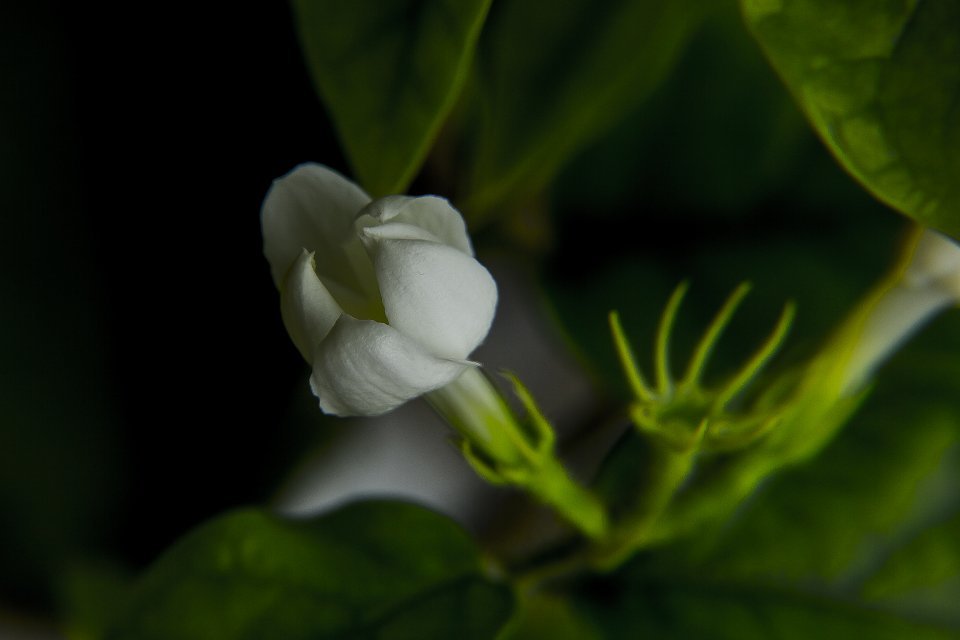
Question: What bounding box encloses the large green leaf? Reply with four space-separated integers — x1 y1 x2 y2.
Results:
573 577 958 639
463 0 709 213
291 0 491 196
104 501 514 639
741 0 960 239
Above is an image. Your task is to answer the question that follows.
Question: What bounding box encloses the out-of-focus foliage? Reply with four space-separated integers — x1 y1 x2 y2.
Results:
460 0 709 213
742 0 960 239
102 502 513 639
291 0 492 197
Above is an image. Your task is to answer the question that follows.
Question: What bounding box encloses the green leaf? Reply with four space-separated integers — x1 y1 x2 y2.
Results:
864 513 960 626
499 592 602 640
463 0 709 212
663 387 958 585
291 0 491 196
105 501 514 639
553 3 814 216
741 0 960 239
572 577 958 639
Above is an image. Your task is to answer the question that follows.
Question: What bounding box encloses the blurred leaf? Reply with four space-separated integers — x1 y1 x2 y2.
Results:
105 501 514 640
463 0 709 213
291 0 491 196
60 561 132 640
571 575 958 639
664 377 958 586
554 2 814 217
741 0 960 239
864 513 960 626
499 592 602 640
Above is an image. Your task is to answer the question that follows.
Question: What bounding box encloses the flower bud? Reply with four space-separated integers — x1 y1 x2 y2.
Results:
261 163 497 416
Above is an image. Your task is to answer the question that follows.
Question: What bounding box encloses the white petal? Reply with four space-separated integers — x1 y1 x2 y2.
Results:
361 226 497 360
905 229 960 296
280 250 343 362
841 285 954 394
261 164 378 306
355 195 474 256
310 315 470 416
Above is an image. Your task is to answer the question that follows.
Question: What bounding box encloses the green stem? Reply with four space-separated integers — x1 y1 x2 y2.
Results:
527 457 608 540
428 367 608 540
591 436 700 569
427 367 528 466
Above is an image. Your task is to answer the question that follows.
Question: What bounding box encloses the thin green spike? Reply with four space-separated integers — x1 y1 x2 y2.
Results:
715 301 796 410
609 311 655 402
681 282 752 388
502 371 555 454
460 441 507 485
655 281 690 396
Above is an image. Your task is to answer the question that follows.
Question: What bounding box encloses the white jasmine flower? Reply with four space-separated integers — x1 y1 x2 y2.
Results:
262 163 497 416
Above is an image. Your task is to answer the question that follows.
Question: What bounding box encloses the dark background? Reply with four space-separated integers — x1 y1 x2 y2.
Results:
2 2 348 610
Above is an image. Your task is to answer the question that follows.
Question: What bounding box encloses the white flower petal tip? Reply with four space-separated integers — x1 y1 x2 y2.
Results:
262 164 497 416
261 163 372 289
355 194 474 256
280 250 343 361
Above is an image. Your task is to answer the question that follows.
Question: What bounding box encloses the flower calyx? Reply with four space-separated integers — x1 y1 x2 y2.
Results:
610 281 796 456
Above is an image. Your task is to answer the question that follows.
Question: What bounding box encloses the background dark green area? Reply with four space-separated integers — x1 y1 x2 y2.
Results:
0 1 350 612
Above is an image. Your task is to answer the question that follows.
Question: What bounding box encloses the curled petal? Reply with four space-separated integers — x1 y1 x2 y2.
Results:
361 225 498 361
261 164 378 305
280 250 343 362
355 195 474 256
310 315 470 416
